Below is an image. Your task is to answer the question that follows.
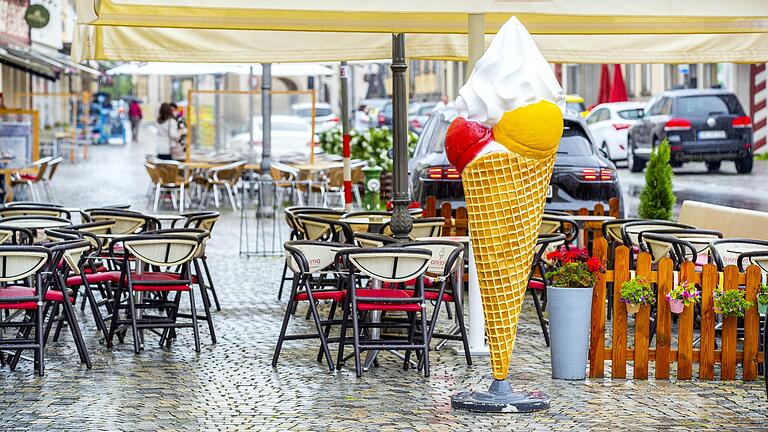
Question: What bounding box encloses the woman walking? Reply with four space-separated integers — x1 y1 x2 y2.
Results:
155 103 179 160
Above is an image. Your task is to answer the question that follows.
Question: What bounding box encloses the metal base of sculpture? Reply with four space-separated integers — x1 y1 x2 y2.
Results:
451 379 550 413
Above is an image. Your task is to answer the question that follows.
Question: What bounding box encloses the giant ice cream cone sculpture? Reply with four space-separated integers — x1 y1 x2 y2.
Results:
446 17 564 381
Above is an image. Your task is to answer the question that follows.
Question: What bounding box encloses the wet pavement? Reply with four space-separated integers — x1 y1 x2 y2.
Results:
0 128 766 430
619 159 768 216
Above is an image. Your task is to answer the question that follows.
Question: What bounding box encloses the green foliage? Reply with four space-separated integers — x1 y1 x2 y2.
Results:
318 127 418 172
638 139 676 220
756 284 768 306
546 262 598 288
755 152 768 161
667 280 701 307
713 288 752 317
619 276 655 306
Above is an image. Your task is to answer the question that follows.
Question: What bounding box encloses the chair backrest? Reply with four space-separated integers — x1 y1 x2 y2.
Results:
211 161 246 185
181 211 220 233
120 234 200 267
145 162 160 184
736 251 768 273
30 157 52 182
270 162 299 182
353 232 399 248
155 162 181 184
0 205 71 219
641 232 697 266
47 239 91 276
400 240 463 278
325 167 344 188
620 220 695 247
0 245 50 282
86 209 158 234
284 240 349 274
539 215 579 244
295 215 352 243
44 157 64 181
0 225 34 245
601 218 643 244
533 233 567 269
343 248 431 283
637 228 722 255
381 217 444 238
709 238 768 270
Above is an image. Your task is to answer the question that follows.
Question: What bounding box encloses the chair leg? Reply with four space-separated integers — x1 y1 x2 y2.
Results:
316 300 337 364
36 307 45 376
224 183 238 211
420 305 430 377
153 183 162 212
188 289 201 353
351 302 363 377
454 298 472 366
278 260 289 300
180 183 185 213
61 296 92 368
201 257 221 311
306 294 334 372
272 279 299 367
194 259 216 344
336 297 350 371
530 288 550 347
403 311 416 370
127 290 142 354
213 185 221 208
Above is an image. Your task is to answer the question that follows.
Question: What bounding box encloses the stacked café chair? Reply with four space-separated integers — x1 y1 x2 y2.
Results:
335 247 433 377
106 231 204 353
527 233 567 347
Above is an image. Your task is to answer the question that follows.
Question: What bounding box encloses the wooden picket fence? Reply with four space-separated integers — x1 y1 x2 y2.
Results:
423 196 621 240
589 237 765 380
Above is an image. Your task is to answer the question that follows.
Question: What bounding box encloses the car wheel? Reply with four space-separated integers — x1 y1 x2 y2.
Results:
735 155 754 174
705 160 721 173
628 144 646 173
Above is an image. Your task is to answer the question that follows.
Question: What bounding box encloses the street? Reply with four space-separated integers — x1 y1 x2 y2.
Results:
619 159 768 217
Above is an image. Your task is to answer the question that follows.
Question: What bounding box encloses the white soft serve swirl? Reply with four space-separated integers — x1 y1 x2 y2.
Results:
456 17 565 127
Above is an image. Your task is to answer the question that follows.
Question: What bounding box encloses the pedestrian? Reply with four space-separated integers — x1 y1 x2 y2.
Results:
354 104 370 131
170 102 188 160
155 103 180 161
128 99 143 143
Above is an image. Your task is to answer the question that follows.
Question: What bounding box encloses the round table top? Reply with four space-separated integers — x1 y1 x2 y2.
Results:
289 161 344 172
145 214 185 221
0 219 71 229
567 215 616 222
340 216 391 225
416 236 470 243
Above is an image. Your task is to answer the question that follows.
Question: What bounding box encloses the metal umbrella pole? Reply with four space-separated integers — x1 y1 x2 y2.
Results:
340 61 353 211
389 33 413 240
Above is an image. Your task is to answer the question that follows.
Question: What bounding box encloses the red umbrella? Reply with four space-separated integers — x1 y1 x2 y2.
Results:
609 64 628 102
596 64 611 105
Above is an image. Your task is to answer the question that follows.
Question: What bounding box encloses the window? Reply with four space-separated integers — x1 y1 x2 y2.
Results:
556 127 594 156
617 108 644 120
586 109 607 125
659 98 673 115
676 95 744 117
647 97 666 116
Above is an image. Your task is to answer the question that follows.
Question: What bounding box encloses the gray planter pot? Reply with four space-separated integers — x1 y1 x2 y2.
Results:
547 285 593 380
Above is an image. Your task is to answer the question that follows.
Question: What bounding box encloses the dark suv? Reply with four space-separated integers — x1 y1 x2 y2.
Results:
627 89 753 173
408 108 623 215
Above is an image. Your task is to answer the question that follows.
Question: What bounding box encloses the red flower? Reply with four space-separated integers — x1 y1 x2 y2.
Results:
546 250 563 262
587 257 604 274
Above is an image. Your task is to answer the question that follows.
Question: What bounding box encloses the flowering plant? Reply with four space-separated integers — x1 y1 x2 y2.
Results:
545 248 605 288
756 284 768 306
666 281 701 307
713 288 752 317
619 277 655 307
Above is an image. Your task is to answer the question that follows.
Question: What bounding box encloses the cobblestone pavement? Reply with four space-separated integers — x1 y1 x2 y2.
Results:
0 127 766 431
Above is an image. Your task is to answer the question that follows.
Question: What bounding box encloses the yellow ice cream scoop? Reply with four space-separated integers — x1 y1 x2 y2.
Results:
491 100 563 160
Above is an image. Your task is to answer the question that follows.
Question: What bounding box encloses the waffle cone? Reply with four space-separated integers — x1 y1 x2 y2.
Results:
462 150 556 380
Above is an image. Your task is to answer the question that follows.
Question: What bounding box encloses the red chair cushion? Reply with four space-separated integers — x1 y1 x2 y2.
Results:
355 289 421 312
144 272 199 284
295 290 344 302
19 174 38 181
0 286 74 309
131 272 190 292
403 290 454 302
528 280 545 291
381 278 433 289
66 271 123 286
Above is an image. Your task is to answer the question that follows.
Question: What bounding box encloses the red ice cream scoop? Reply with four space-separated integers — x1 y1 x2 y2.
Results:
445 117 495 174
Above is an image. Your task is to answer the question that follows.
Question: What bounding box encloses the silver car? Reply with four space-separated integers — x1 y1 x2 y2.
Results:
292 102 339 132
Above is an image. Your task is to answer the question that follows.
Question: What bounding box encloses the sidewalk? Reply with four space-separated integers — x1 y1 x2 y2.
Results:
1 135 766 431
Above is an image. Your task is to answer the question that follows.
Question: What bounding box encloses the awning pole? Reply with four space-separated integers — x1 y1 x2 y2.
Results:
248 66 255 164
389 33 412 239
340 61 352 211
260 63 272 173
468 14 485 73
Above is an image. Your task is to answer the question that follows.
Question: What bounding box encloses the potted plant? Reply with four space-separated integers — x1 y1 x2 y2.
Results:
713 288 753 317
666 280 701 314
545 249 605 380
619 276 655 314
757 284 768 316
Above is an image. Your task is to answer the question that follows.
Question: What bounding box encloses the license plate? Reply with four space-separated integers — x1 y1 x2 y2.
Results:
698 130 726 140
546 185 553 199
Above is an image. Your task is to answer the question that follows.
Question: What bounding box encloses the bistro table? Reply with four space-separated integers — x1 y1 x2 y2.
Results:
566 214 615 248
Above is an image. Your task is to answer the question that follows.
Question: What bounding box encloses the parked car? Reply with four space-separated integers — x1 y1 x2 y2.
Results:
227 115 315 160
377 101 393 127
409 108 623 215
627 89 753 173
408 102 437 134
586 101 645 162
565 94 589 117
291 102 339 132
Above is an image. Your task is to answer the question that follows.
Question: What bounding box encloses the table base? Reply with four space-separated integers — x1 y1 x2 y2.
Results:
451 379 550 413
